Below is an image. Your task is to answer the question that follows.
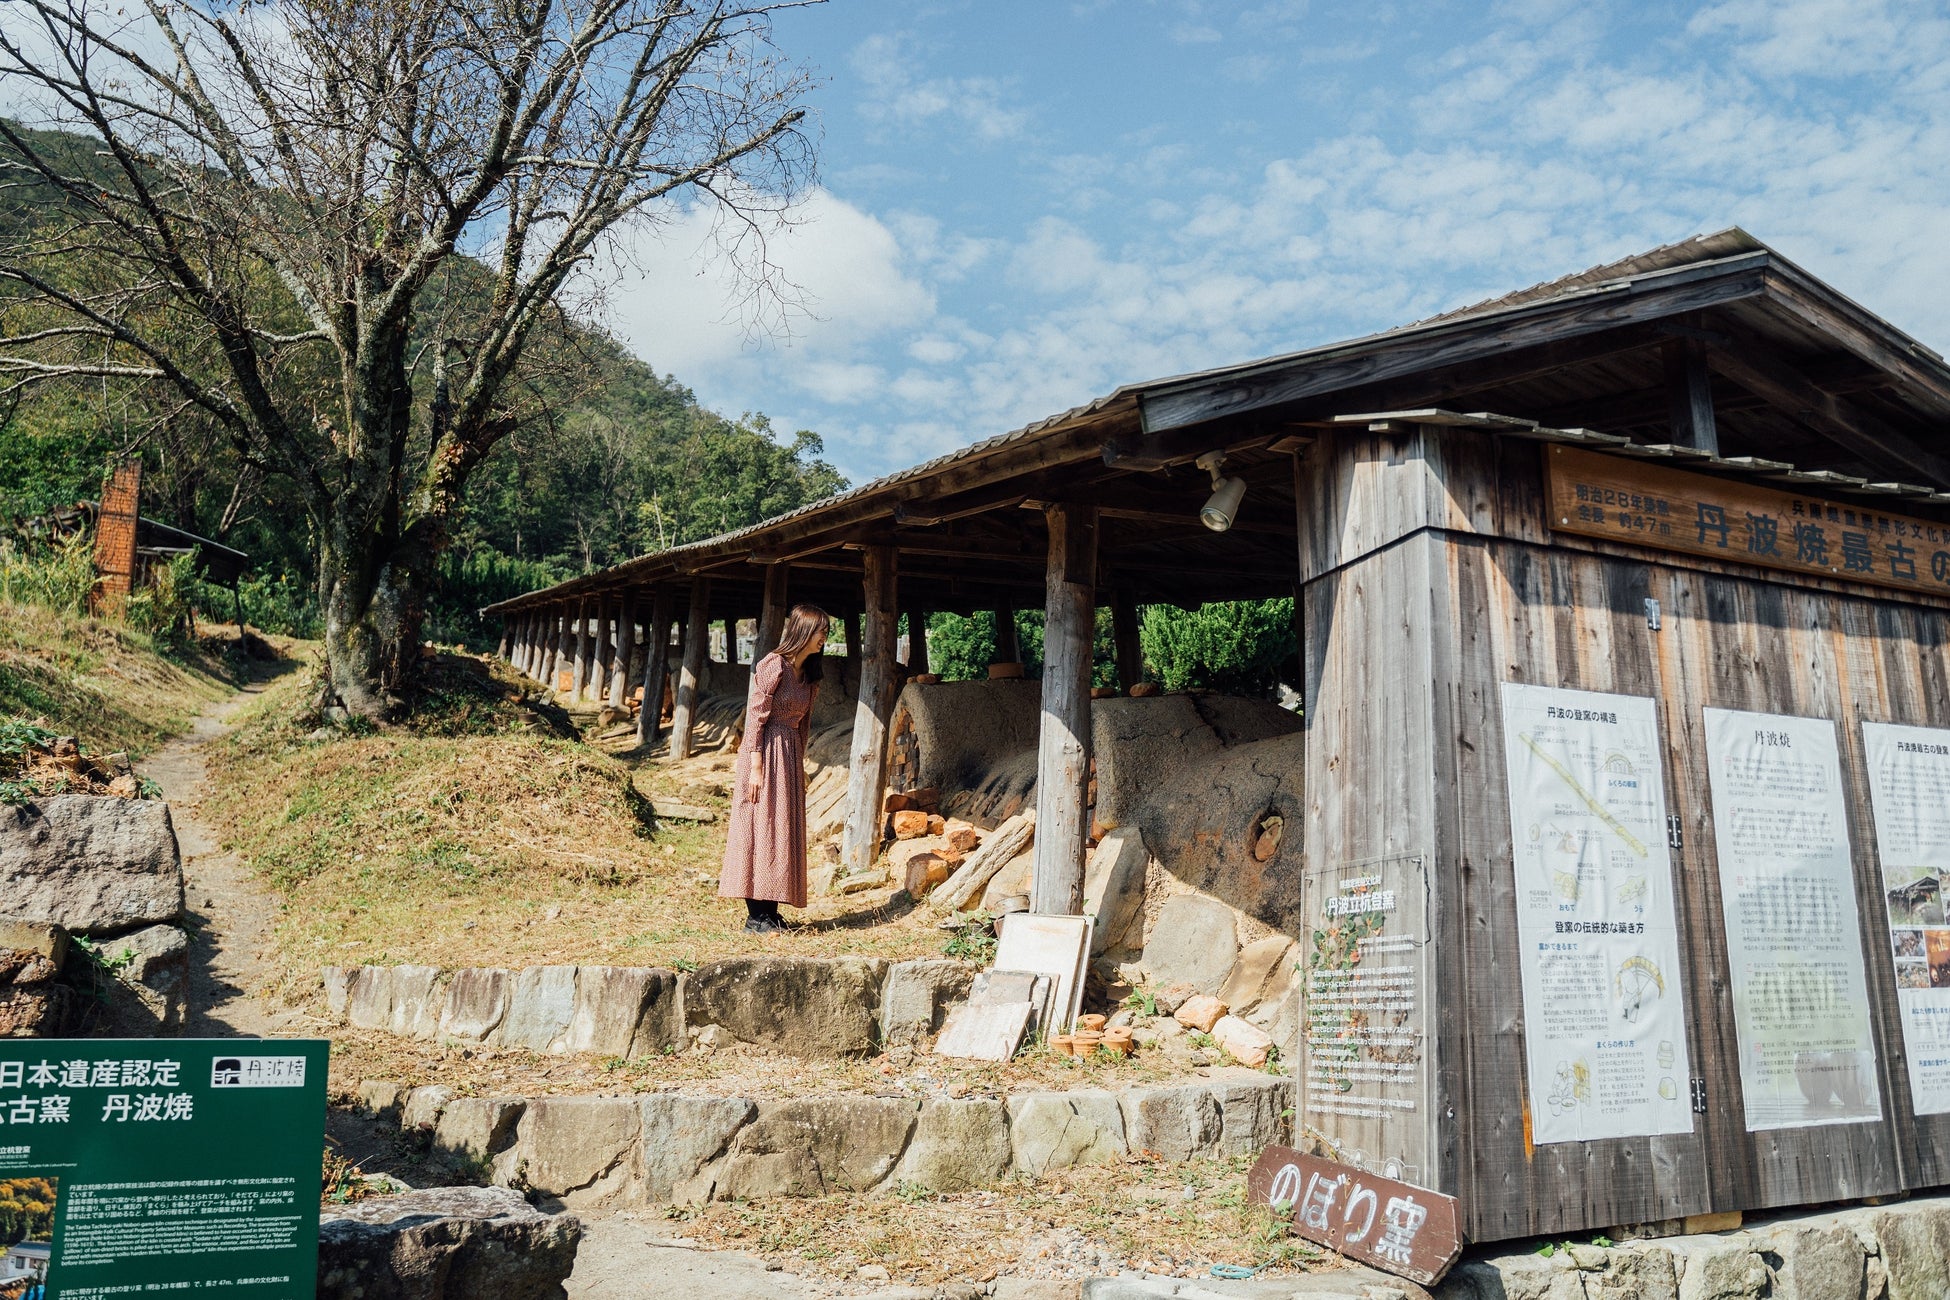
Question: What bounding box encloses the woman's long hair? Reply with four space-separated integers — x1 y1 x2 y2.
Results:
774 604 830 682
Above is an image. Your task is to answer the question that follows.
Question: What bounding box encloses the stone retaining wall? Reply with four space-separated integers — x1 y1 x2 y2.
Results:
323 956 975 1059
356 1069 1292 1209
1439 1194 1950 1300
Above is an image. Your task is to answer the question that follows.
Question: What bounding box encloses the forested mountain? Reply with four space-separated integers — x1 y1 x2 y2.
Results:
0 121 846 645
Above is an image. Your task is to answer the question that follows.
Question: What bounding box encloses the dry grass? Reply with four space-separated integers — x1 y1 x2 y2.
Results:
0 598 235 758
323 1022 1252 1101
202 659 955 998
664 1155 1330 1286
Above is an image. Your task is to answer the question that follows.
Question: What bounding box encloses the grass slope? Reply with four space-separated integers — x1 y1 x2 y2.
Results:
203 655 942 994
0 599 234 757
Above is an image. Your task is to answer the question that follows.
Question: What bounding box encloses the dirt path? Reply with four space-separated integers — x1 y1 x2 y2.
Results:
143 672 310 1039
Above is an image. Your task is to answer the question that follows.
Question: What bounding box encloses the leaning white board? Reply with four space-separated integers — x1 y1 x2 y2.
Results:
1499 683 1694 1143
1702 709 1880 1130
993 913 1093 1034
1863 721 1950 1115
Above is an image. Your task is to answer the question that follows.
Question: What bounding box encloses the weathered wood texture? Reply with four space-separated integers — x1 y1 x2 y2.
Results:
1663 337 1719 453
1301 426 1950 1243
1033 505 1098 915
757 565 790 659
608 594 635 710
1112 593 1142 691
553 606 573 689
905 607 930 674
637 589 675 746
671 581 711 762
992 606 1021 664
571 597 591 696
842 548 899 876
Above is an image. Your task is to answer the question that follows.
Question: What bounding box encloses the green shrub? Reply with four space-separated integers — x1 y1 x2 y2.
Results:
0 533 96 614
1139 598 1297 696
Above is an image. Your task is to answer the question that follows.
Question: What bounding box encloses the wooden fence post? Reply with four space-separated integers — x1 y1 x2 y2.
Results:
842 548 899 877
1112 592 1142 692
1033 504 1098 915
757 565 790 659
671 580 712 761
608 593 635 710
637 588 674 746
992 605 1021 665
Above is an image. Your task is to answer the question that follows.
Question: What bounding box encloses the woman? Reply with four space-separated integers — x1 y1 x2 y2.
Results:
720 604 828 933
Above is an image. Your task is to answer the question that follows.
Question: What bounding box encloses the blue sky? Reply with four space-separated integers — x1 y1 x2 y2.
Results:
601 0 1950 485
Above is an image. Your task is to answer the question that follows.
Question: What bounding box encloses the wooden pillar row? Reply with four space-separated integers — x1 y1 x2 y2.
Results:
841 548 899 876
1111 592 1142 693
757 565 790 660
1032 504 1098 916
637 588 676 746
671 580 712 761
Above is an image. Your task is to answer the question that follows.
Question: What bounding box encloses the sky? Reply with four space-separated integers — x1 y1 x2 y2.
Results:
595 0 1950 486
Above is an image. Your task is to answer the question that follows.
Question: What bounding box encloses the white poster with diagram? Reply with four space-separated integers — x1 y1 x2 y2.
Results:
1703 709 1880 1130
1500 683 1694 1143
1863 721 1950 1115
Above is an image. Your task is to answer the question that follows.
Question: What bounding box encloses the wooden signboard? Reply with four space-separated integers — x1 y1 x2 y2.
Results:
1546 445 1950 601
1247 1145 1463 1286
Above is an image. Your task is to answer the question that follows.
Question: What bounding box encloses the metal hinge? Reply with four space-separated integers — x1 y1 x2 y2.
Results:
1668 816 1683 852
1644 597 1662 631
1690 1078 1707 1114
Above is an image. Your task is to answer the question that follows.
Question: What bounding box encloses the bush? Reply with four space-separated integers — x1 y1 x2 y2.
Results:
124 552 197 649
1139 598 1297 696
0 533 96 614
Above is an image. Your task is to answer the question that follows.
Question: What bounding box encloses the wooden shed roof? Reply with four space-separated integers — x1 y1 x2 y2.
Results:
486 229 1950 618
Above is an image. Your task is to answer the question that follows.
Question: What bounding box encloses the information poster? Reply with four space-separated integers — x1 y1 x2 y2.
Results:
1863 722 1950 1115
0 1039 328 1299
1499 683 1694 1143
1703 710 1880 1130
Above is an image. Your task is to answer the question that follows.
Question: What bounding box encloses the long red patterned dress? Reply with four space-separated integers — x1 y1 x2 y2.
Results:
719 652 817 908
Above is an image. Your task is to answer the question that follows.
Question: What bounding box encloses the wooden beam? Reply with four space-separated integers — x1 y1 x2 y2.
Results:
1033 504 1099 917
1101 430 1273 472
842 547 899 877
607 592 635 710
1112 592 1142 692
670 580 711 762
893 484 1030 527
1706 339 1950 487
636 588 675 747
756 565 790 659
1663 338 1720 454
992 606 1021 665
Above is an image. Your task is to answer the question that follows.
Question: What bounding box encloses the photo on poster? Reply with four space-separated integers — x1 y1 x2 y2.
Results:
0 1177 56 1299
1883 864 1946 927
1927 931 1950 989
1897 960 1930 990
1894 929 1926 959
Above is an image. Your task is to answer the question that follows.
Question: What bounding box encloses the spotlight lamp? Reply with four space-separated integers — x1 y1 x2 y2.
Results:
1196 450 1247 532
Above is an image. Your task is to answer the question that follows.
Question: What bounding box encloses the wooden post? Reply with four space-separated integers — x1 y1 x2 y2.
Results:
992 606 1020 664
757 565 790 658
525 614 542 679
608 593 635 710
571 597 591 697
718 617 734 663
671 580 711 762
1111 592 1142 693
553 605 575 692
1032 505 1098 916
842 548 899 877
589 595 613 702
636 588 675 746
497 622 510 661
513 616 530 676
844 609 862 691
1664 337 1719 455
905 607 930 674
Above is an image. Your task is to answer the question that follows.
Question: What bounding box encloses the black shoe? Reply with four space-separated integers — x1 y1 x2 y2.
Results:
743 916 782 935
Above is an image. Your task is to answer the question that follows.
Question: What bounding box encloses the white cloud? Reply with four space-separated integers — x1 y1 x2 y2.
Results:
851 33 1030 143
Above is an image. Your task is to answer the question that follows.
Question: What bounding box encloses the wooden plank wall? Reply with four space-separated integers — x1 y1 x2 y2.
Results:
1300 426 1950 1242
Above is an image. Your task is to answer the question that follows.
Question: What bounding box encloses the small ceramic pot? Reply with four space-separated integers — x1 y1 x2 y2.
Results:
1075 1014 1108 1033
1050 1034 1076 1057
1071 1030 1104 1054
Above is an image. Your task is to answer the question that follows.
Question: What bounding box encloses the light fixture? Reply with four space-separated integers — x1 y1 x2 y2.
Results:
1196 450 1247 532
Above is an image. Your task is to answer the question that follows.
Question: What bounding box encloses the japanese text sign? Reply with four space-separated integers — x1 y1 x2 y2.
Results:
1246 1145 1462 1285
1546 445 1950 600
0 1038 329 1300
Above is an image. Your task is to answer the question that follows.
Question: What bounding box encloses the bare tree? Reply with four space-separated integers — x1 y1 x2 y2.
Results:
0 0 815 715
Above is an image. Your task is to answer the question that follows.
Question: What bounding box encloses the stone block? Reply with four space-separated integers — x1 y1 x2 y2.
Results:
0 984 65 1036
322 966 351 1017
0 795 184 934
108 923 190 1033
561 966 681 1058
1142 894 1237 995
0 915 67 981
879 958 976 1048
1173 995 1227 1033
317 1185 581 1300
438 967 511 1043
993 1282 1081 1300
1082 827 1148 955
1212 1074 1290 1157
1874 1202 1950 1300
892 810 931 839
1673 1238 1768 1300
1749 1224 1864 1300
1211 1014 1273 1069
708 1097 918 1198
1120 1084 1221 1163
356 1080 407 1120
401 1085 454 1131
891 1097 1010 1192
683 956 888 1058
431 1098 525 1177
1216 935 1296 1016
510 1096 641 1209
1006 1091 1127 1176
388 965 445 1040
496 965 579 1052
637 1094 755 1204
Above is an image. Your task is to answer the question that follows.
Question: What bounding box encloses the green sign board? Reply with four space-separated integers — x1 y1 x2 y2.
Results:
0 1038 328 1300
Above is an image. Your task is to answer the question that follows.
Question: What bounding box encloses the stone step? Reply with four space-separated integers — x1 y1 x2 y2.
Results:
355 1070 1292 1208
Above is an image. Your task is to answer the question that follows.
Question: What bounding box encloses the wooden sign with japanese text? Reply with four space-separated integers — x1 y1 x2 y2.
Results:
1546 445 1950 601
1247 1145 1463 1286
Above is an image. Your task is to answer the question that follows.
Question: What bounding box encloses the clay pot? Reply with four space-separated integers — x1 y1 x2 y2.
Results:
1071 1030 1104 1055
1050 1034 1076 1057
1075 1014 1108 1033
1100 1032 1134 1057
